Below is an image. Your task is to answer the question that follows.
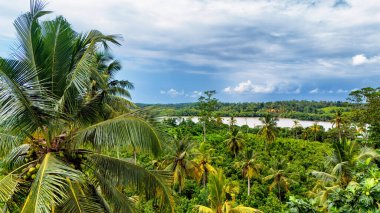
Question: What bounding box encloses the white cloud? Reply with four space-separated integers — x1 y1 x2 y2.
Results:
160 88 184 97
224 80 275 94
352 54 380 66
189 90 202 98
224 80 300 94
337 89 348 93
309 88 320 94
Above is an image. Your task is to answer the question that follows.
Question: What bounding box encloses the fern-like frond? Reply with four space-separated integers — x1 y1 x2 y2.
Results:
74 114 162 156
88 154 174 212
20 153 81 213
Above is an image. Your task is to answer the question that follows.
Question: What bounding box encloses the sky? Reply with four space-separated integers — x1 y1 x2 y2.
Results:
1 0 380 103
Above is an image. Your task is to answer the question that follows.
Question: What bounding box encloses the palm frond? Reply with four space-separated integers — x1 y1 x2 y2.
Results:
311 171 337 183
20 153 81 213
57 178 105 213
0 59 51 133
0 131 24 157
229 206 263 213
92 171 135 213
1 144 30 172
74 114 162 156
88 154 174 212
0 173 19 203
194 205 214 213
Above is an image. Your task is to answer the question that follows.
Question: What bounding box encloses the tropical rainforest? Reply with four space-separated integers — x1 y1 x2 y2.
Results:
1 1 380 213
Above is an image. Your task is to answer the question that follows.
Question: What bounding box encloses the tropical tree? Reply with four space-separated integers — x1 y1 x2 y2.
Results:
0 1 173 212
224 129 244 158
165 134 200 193
258 114 278 152
195 142 217 187
312 139 380 188
238 150 261 196
331 110 346 141
194 170 261 213
263 160 293 201
198 90 218 143
310 123 321 142
292 120 302 139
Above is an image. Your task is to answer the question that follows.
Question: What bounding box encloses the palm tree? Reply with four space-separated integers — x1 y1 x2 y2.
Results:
312 139 380 187
238 150 261 196
292 120 302 139
258 114 278 152
195 142 217 187
224 129 244 158
310 122 321 141
331 110 346 141
194 170 261 213
165 135 200 194
263 160 292 201
0 1 173 212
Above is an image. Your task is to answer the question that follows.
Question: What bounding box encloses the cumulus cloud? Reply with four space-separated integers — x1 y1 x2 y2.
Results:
224 80 300 94
160 88 184 97
352 54 380 66
189 91 202 98
309 88 320 94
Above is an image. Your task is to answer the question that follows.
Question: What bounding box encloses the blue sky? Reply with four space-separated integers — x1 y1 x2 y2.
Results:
1 0 380 103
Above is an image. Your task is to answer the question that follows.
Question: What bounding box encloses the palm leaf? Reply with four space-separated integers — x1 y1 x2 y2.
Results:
229 206 263 213
74 114 162 156
311 171 337 183
0 131 24 157
1 144 30 172
194 205 214 213
57 178 105 213
88 154 174 212
0 173 19 203
92 171 135 213
20 153 81 213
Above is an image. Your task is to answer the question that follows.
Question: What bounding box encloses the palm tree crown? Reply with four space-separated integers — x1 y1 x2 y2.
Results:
0 1 173 212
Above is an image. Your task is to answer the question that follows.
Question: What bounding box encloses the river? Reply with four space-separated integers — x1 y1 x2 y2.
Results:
162 116 333 130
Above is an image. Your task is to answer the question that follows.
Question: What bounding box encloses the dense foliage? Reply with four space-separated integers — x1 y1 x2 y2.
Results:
140 100 353 121
1 1 380 213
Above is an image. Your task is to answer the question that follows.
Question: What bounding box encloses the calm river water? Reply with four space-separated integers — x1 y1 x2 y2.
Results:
162 116 333 130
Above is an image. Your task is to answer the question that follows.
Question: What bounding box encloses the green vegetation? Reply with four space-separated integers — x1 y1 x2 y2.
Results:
1 1 380 213
140 100 354 121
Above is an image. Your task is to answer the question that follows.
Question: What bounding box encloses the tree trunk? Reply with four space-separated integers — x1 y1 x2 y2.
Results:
203 172 206 187
248 177 251 196
203 122 206 143
278 183 281 201
133 150 137 164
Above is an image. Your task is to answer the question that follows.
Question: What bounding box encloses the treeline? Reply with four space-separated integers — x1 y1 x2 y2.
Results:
139 100 353 121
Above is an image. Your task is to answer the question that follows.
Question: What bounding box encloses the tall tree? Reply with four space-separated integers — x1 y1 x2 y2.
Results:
310 123 321 142
258 114 278 152
224 129 244 158
165 134 200 194
0 1 173 212
238 150 261 196
198 90 218 143
194 170 261 213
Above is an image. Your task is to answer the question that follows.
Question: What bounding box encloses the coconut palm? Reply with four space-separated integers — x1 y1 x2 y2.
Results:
239 150 261 196
263 160 293 201
194 170 262 213
195 142 217 187
310 123 321 141
331 110 347 142
292 120 302 139
0 1 173 212
224 129 244 158
312 139 380 188
258 114 278 152
165 135 200 194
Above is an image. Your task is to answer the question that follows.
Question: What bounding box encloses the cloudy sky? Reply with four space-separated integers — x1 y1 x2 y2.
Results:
1 0 380 103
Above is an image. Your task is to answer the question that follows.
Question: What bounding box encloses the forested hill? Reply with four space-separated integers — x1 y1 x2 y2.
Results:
138 100 353 121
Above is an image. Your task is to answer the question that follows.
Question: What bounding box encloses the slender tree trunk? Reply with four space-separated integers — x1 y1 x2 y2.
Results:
203 122 206 143
248 177 251 195
278 184 281 201
203 172 206 187
133 150 137 164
